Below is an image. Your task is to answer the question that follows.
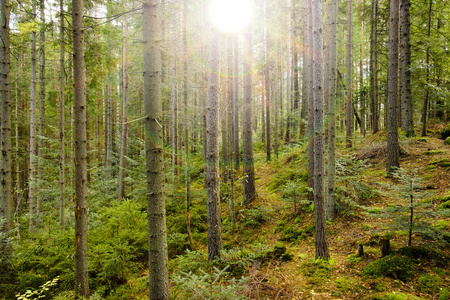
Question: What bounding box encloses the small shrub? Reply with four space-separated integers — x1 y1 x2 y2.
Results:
244 207 273 229
417 274 440 294
363 255 415 282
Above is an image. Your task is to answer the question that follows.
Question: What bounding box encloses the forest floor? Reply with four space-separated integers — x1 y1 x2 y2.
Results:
218 124 450 300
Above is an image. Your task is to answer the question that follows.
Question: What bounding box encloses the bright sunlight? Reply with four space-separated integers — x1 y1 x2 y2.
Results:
208 0 253 33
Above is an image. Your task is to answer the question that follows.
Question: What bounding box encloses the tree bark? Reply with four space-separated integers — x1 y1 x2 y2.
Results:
421 0 432 137
37 0 46 217
143 0 170 297
386 0 400 173
233 35 239 170
312 0 330 260
59 0 65 229
29 1 37 231
346 0 353 148
72 0 89 295
305 0 314 202
242 24 256 206
327 0 337 221
0 0 12 261
370 0 379 133
118 14 128 201
264 11 271 162
206 29 222 261
399 0 413 136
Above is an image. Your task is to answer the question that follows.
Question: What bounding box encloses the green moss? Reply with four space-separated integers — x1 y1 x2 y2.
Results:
416 137 429 143
440 201 450 209
418 274 441 294
424 150 445 155
434 220 449 230
370 292 422 300
439 288 449 300
363 255 415 282
346 253 362 264
445 137 450 145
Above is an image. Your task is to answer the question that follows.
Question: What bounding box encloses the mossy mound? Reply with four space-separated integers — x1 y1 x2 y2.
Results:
441 124 450 140
363 255 415 282
445 136 450 145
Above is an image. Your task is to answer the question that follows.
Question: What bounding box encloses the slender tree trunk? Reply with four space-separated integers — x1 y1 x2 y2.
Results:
264 15 271 161
370 0 379 133
0 0 12 261
400 0 413 136
421 0 432 137
206 29 222 261
29 1 37 231
242 24 256 206
72 0 89 295
346 0 353 148
183 0 193 249
143 0 170 297
59 0 65 228
305 0 314 202
171 17 179 177
233 35 239 170
312 0 330 260
386 0 400 173
37 0 46 218
285 0 292 143
359 1 366 137
118 15 128 201
327 0 337 221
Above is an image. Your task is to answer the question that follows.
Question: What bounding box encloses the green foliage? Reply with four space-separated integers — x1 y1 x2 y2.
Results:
440 201 450 209
335 155 373 216
424 149 445 155
16 277 59 300
172 267 249 299
445 137 450 145
363 255 415 282
301 257 334 287
243 207 273 229
417 274 441 294
281 180 310 214
439 288 449 300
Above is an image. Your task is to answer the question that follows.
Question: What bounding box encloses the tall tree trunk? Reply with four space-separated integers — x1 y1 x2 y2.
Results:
206 30 222 261
305 0 314 202
143 0 170 297
73 0 89 295
370 0 379 133
327 0 337 221
0 0 12 261
264 14 271 161
171 16 179 177
59 0 65 228
285 0 292 143
359 1 366 137
37 0 46 217
29 1 37 231
183 0 193 249
233 35 239 170
118 14 128 201
312 0 330 260
421 0 432 137
386 0 400 173
346 0 353 148
400 0 413 136
242 24 256 206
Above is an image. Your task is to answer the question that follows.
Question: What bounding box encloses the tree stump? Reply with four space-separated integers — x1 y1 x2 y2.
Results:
381 239 391 257
358 243 364 257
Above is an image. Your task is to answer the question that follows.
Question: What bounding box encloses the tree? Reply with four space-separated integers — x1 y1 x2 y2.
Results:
29 0 38 231
143 0 170 296
346 0 353 148
233 35 239 170
386 0 400 173
206 30 222 260
242 23 256 206
305 0 314 202
0 0 12 261
420 0 433 137
370 0 379 133
59 0 65 228
118 13 128 201
72 0 89 296
400 0 413 136
264 5 271 162
312 0 330 260
327 0 338 221
37 0 46 216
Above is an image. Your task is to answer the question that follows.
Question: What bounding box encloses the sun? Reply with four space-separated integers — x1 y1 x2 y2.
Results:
208 0 253 33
